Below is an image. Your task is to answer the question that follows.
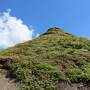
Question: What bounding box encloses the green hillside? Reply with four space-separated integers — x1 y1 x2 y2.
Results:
0 27 90 90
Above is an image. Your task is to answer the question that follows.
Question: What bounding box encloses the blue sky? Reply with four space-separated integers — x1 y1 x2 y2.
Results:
0 0 90 38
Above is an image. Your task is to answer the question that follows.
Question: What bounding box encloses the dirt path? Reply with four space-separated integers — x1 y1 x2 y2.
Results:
0 74 18 90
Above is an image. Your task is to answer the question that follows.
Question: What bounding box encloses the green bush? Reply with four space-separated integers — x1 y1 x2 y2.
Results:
81 64 90 82
65 68 83 82
16 67 31 81
33 63 66 81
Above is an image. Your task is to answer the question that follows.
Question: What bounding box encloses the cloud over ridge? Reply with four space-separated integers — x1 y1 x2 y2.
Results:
0 9 33 49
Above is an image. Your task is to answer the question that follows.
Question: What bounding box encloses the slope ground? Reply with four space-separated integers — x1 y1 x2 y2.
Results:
0 27 90 89
0 69 18 90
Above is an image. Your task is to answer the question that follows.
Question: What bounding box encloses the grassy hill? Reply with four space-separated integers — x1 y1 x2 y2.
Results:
0 27 90 89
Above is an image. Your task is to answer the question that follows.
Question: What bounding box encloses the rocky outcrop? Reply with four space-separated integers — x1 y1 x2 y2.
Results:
0 57 12 69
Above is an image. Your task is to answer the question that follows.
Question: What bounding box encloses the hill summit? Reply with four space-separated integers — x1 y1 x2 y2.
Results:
0 27 90 89
43 27 63 34
43 27 73 36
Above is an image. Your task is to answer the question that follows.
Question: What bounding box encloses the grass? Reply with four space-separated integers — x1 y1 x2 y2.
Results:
0 27 90 89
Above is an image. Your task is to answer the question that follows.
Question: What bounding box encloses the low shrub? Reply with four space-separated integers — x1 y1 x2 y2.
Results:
65 68 83 82
16 67 31 81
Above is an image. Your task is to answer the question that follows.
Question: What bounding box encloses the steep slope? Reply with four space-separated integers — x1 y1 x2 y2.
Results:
0 27 90 89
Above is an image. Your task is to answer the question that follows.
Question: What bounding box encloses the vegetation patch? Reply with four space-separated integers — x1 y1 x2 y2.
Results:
0 28 90 89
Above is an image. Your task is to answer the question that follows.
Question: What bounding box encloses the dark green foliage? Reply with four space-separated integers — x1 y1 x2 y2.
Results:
16 67 31 81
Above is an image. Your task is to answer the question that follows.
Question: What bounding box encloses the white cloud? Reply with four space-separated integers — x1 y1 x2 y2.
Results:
0 9 33 49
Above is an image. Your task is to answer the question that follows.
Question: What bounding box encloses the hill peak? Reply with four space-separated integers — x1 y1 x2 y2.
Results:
44 27 63 34
47 27 63 32
42 27 73 36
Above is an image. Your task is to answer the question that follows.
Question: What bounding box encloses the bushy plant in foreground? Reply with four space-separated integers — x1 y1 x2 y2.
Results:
65 68 84 83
